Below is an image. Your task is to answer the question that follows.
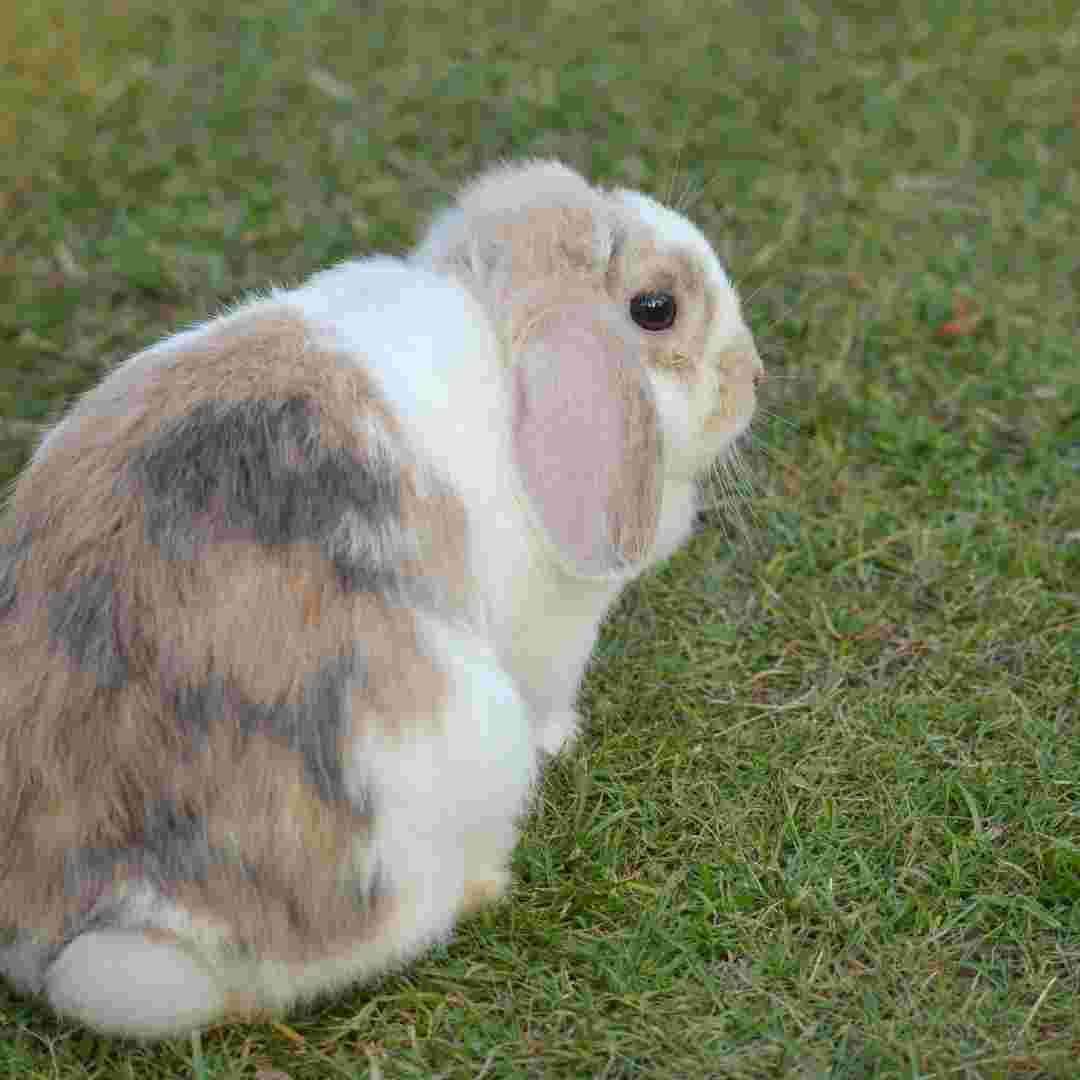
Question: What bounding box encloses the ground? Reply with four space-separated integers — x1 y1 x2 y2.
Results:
1 1 1078 1077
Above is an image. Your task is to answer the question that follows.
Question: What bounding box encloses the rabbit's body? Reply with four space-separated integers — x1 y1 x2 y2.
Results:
0 162 761 1037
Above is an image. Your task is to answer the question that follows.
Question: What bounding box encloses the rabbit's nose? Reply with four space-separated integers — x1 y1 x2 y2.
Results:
747 342 765 387
720 338 763 387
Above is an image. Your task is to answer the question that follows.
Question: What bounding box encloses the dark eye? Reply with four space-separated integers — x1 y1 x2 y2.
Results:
629 291 677 332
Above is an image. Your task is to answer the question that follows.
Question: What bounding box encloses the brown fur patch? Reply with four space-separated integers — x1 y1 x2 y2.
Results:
160 730 385 961
396 468 472 609
425 166 612 322
57 307 399 454
142 927 180 945
0 302 467 964
460 874 509 915
346 600 450 741
161 541 360 703
221 989 270 1022
608 362 662 563
497 206 607 279
703 337 762 432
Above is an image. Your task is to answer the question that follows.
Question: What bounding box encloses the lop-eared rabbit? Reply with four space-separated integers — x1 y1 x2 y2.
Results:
0 161 761 1036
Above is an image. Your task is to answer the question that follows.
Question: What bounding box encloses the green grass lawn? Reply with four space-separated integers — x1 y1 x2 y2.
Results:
2 1 1078 1076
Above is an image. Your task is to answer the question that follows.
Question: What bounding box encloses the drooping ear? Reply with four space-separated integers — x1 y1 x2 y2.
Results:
510 306 662 578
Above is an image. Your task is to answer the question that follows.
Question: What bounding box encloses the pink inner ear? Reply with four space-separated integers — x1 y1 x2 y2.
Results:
511 310 660 575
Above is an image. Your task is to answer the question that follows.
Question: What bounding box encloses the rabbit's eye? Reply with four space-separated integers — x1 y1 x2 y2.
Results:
630 291 677 332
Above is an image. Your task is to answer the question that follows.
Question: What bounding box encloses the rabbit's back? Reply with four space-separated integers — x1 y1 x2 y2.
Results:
0 284 529 1034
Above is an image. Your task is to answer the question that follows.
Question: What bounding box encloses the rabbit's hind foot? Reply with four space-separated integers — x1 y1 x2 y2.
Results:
45 928 228 1039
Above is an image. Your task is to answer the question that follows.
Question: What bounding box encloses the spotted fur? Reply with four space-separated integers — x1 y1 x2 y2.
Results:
0 527 31 620
0 305 469 1005
47 571 133 690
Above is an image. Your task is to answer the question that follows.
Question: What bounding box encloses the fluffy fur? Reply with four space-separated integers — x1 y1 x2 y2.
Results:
0 160 761 1037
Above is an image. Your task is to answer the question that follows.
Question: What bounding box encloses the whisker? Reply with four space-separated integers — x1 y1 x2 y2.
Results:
665 138 685 209
744 418 790 453
713 464 749 509
664 115 696 211
700 440 764 543
754 407 800 431
739 273 847 343
737 278 781 310
721 479 759 525
745 281 838 337
731 442 760 486
675 175 702 215
665 155 737 218
677 171 727 215
733 470 765 519
744 434 789 467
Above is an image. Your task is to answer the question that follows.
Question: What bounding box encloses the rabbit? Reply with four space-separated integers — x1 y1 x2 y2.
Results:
0 159 762 1038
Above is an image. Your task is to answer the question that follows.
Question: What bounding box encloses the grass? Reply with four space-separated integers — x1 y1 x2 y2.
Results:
1 0 1078 1076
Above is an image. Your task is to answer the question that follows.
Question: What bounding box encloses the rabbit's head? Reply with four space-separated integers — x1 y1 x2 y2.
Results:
414 160 761 580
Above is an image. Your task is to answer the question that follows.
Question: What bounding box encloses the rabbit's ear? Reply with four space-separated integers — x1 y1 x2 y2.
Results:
510 306 661 578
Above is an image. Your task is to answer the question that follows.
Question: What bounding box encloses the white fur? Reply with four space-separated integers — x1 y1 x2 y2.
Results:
228 618 532 1017
46 930 227 1039
286 253 711 750
43 884 235 1037
286 168 754 754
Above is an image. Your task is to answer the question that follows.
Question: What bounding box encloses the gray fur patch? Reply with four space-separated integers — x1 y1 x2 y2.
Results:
325 511 411 594
127 397 403 591
65 803 214 895
0 529 32 620
0 930 63 996
173 648 364 803
61 802 254 938
362 859 393 911
47 572 130 689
